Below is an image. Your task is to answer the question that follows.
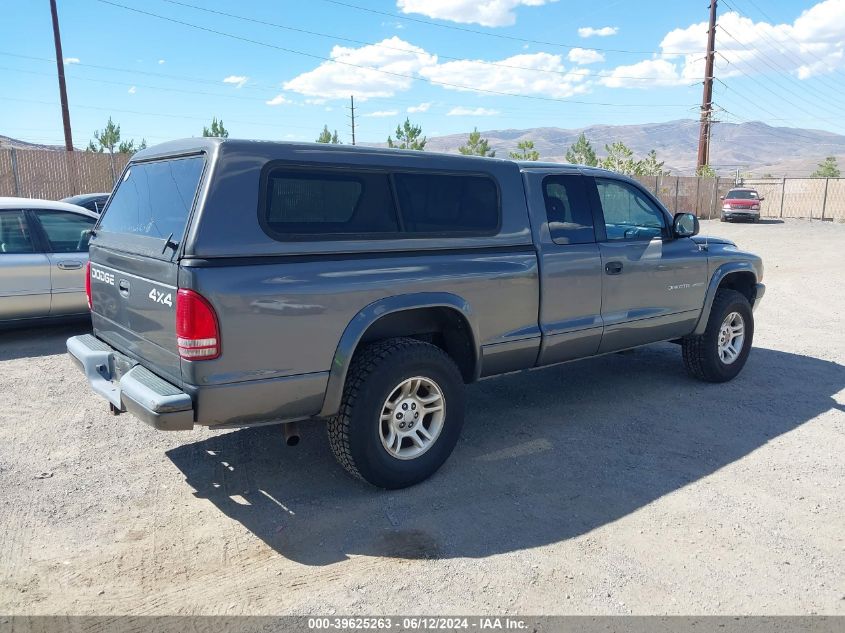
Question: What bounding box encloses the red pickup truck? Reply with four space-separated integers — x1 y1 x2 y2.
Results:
721 188 763 223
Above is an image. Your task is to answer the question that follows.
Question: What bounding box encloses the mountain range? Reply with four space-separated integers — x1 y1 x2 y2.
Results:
420 119 845 176
4 119 845 176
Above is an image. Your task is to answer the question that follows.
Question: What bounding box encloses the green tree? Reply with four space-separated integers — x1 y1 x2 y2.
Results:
118 138 147 154
636 149 668 176
600 141 637 175
811 156 840 178
509 140 540 161
316 125 341 144
387 118 426 151
202 117 229 138
565 132 598 166
458 128 495 157
89 117 124 180
696 164 716 177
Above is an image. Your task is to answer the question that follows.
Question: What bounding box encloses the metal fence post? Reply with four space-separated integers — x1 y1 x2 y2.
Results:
10 148 21 196
821 178 829 221
694 177 701 217
674 177 680 212
780 178 786 218
709 176 719 219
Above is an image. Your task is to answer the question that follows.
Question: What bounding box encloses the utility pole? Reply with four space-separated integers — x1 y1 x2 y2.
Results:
696 0 717 173
348 95 356 145
50 0 74 151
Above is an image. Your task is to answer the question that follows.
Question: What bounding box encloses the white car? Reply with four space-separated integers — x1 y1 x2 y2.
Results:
0 197 97 325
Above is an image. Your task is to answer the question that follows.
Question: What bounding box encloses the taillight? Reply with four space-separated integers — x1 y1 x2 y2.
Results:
176 289 220 360
85 261 92 310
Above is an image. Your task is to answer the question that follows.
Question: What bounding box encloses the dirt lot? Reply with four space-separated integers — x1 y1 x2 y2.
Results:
1 218 843 615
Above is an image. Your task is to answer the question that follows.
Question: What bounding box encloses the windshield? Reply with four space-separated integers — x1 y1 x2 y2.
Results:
98 155 204 240
726 190 758 200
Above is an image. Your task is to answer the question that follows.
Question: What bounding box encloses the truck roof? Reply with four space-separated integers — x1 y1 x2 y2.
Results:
130 138 614 176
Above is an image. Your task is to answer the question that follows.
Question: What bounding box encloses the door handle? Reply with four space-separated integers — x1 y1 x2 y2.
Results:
605 261 624 275
57 261 83 270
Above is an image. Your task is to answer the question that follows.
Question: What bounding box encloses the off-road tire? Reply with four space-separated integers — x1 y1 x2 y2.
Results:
682 288 754 382
720 215 727 222
327 337 465 489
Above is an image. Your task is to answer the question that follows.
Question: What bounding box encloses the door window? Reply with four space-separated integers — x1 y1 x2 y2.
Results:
596 178 666 241
542 175 595 244
35 211 96 253
0 211 35 254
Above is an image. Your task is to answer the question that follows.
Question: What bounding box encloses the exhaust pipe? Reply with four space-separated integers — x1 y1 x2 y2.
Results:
282 422 300 447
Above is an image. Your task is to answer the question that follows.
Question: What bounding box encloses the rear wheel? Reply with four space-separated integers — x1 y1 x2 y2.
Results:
327 337 465 489
682 289 754 382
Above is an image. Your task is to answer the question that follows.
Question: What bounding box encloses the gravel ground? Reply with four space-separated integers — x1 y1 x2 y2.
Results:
1 218 843 615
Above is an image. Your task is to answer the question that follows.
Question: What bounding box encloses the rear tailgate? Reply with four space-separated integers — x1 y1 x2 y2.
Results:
88 153 206 385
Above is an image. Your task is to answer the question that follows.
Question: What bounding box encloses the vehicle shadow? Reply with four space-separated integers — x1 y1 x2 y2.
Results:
756 219 785 224
166 345 845 566
0 319 91 362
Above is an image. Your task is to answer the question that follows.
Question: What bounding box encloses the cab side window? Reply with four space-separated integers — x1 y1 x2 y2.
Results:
596 178 666 241
542 175 595 244
0 211 35 254
35 211 95 253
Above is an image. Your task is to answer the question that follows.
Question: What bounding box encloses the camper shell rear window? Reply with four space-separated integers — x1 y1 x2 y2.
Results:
97 154 205 246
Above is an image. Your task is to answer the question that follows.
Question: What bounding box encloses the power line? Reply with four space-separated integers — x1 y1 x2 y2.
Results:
716 26 842 119
92 0 691 109
1 96 333 132
318 0 702 55
731 0 845 81
161 0 706 83
718 0 845 99
0 51 695 120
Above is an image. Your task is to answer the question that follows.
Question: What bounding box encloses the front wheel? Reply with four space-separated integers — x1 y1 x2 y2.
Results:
682 289 754 382
327 338 465 489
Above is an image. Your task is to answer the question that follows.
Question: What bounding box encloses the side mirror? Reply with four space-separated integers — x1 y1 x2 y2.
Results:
758 197 765 201
719 195 725 200
673 212 699 238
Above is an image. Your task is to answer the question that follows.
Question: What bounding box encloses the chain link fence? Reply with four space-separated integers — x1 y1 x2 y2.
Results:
1 149 844 221
0 149 130 200
635 175 845 221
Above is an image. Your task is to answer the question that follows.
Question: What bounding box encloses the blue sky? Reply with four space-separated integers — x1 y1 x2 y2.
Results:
1 0 843 148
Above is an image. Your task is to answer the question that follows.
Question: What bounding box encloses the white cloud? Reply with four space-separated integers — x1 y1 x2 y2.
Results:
599 59 683 88
63 57 80 64
578 26 618 37
600 1 845 90
365 110 399 117
397 0 557 27
447 106 500 116
265 94 290 105
421 52 590 99
407 102 431 113
223 75 249 88
158 59 165 65
284 37 436 100
567 48 605 65
127 86 137 94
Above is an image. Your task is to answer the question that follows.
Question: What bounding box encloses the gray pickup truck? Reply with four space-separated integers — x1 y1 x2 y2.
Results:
68 139 764 488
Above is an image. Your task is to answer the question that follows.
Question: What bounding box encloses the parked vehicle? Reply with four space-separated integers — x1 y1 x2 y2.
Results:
61 193 110 214
67 139 765 488
721 188 763 222
1 197 96 325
